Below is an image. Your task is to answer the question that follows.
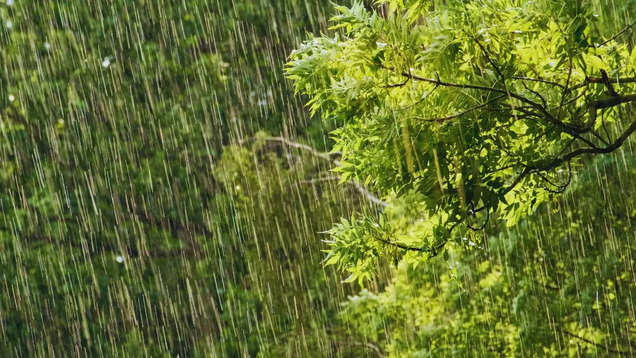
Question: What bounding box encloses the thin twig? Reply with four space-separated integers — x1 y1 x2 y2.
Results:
384 77 409 88
512 76 565 89
350 181 388 207
299 176 340 184
559 56 573 114
474 36 521 126
533 160 572 194
520 81 548 108
241 136 340 162
598 18 636 47
502 117 635 195
416 94 506 123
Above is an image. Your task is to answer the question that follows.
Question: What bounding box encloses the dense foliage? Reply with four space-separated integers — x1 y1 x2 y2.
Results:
341 151 635 356
287 0 636 356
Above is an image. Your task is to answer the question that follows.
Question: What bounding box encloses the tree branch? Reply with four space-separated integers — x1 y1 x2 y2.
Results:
132 209 206 257
590 94 636 111
521 81 548 108
384 77 409 88
568 76 636 93
504 118 635 195
350 181 388 207
371 221 461 256
563 330 633 356
600 69 618 97
300 176 341 184
242 136 341 162
399 70 600 145
243 136 387 207
553 119 636 166
373 236 428 252
18 232 202 259
502 167 531 195
401 71 509 95
300 175 388 207
598 18 636 47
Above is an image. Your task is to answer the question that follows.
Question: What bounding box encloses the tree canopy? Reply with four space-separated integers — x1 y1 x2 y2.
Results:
287 0 636 282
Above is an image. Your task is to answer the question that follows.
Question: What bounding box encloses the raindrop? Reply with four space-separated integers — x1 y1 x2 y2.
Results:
44 42 51 50
6 0 13 6
6 20 12 29
8 94 15 102
102 57 111 68
116 256 124 263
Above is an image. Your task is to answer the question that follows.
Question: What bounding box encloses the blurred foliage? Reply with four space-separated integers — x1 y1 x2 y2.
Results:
0 0 372 356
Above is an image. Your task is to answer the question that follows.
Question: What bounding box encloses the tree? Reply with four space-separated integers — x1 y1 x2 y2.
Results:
286 0 636 281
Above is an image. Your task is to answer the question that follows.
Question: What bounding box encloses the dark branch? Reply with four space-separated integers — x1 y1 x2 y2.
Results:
553 119 636 166
372 221 461 256
373 236 430 252
598 18 636 47
520 81 548 108
474 37 506 82
533 161 572 194
399 70 599 144
465 207 490 231
502 167 531 195
384 77 409 88
401 71 510 95
563 330 633 356
559 56 574 112
132 209 206 257
503 117 635 196
600 69 618 97
568 76 636 92
19 232 201 259
590 93 636 111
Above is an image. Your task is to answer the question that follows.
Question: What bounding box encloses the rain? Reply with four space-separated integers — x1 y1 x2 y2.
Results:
0 0 634 357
